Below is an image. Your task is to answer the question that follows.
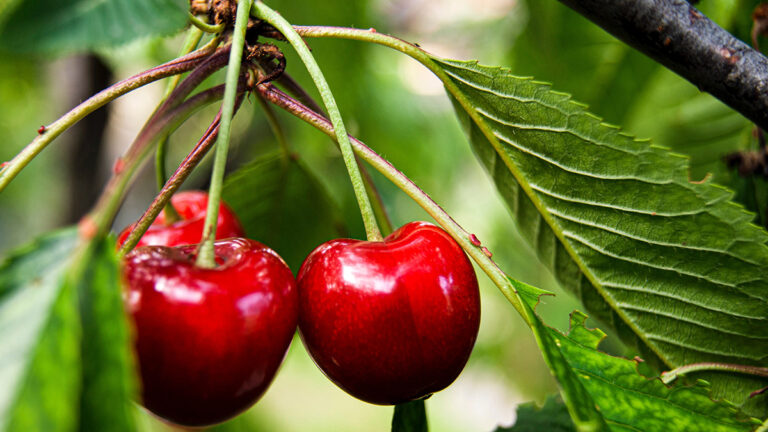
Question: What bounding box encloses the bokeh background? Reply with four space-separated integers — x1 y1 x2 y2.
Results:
0 0 764 430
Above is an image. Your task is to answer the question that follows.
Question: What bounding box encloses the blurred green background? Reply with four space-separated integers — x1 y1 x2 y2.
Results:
0 0 765 430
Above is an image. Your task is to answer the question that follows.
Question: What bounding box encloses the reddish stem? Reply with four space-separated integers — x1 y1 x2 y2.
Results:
117 84 249 256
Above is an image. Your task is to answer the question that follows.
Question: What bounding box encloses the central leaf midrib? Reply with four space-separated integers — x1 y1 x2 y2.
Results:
438 59 682 369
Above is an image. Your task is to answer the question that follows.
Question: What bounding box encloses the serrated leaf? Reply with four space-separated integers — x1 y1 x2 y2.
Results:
511 278 758 432
622 68 764 226
493 395 574 432
435 57 768 413
73 236 136 431
0 229 81 431
392 400 427 432
222 152 347 272
0 0 188 55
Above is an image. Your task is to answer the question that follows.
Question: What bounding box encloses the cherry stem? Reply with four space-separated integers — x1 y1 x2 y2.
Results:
0 38 221 194
252 2 384 242
118 85 248 257
392 399 428 432
289 25 544 323
661 363 768 385
196 0 252 268
87 85 230 239
271 71 394 234
257 83 528 322
155 26 207 224
85 46 233 237
276 72 326 116
189 13 226 34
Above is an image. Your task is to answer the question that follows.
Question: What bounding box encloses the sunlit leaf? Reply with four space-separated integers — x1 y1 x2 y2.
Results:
0 229 81 432
511 278 759 431
74 236 136 431
436 58 768 414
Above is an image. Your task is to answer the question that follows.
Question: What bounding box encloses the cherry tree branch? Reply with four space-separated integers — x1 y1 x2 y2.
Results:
556 0 768 130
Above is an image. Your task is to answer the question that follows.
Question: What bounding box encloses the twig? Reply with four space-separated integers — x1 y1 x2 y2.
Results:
556 0 768 130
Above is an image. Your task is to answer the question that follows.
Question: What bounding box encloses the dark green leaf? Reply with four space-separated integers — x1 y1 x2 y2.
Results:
437 57 768 414
0 229 81 431
493 395 574 432
73 236 136 431
0 0 188 55
514 281 608 431
222 151 347 272
511 278 759 432
392 400 427 432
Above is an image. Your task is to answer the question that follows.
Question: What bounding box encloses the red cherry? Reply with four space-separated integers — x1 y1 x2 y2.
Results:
117 191 244 248
297 221 480 405
122 238 298 426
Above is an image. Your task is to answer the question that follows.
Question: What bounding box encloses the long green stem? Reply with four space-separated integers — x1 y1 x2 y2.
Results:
0 43 218 194
257 83 528 322
252 3 383 242
661 363 768 384
87 86 227 238
196 0 252 268
155 27 206 224
119 86 247 257
274 72 393 234
156 25 205 192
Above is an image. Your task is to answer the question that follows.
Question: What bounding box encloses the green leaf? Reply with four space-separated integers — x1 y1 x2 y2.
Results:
72 236 136 431
514 280 609 431
0 0 188 55
621 68 765 227
392 400 427 432
436 58 768 413
0 229 81 432
511 278 759 431
222 151 347 272
493 395 575 432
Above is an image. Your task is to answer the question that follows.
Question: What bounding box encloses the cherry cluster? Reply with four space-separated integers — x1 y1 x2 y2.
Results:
119 191 481 427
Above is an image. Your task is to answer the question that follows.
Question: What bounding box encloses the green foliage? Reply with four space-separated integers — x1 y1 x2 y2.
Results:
0 0 188 55
392 400 428 432
73 236 136 431
494 395 574 432
436 57 768 413
0 229 80 431
511 278 759 431
0 230 136 431
222 151 347 272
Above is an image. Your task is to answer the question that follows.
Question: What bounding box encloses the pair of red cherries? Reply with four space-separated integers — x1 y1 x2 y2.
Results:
119 191 481 426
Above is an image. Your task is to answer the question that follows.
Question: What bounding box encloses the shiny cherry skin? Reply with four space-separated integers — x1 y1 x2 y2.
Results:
122 238 298 426
117 191 244 248
297 221 480 405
